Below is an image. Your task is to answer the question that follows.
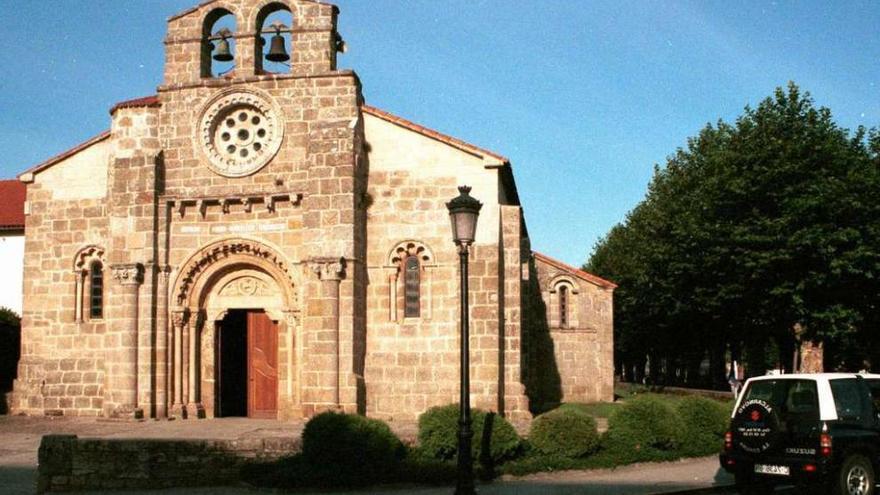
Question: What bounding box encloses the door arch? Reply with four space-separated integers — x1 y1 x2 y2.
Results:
170 238 301 419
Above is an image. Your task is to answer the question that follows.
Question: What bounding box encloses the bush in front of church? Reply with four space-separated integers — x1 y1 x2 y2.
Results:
298 411 406 487
417 404 522 465
602 395 684 463
529 407 600 458
674 396 730 457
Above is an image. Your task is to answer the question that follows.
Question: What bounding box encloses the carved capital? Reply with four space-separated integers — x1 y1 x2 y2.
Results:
158 265 172 283
171 309 189 328
309 257 346 281
111 263 144 286
283 310 300 328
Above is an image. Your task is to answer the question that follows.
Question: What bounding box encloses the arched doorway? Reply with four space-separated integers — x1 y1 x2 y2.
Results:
170 238 300 419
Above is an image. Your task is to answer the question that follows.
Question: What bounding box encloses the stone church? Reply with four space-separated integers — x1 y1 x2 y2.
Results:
10 0 614 422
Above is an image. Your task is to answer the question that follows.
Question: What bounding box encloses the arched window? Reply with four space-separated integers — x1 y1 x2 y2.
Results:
404 256 420 318
89 261 104 320
73 245 105 323
388 241 434 321
558 285 568 328
255 3 293 75
550 277 579 330
202 9 237 78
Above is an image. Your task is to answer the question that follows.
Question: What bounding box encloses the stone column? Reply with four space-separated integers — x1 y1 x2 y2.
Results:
310 258 345 408
170 309 187 418
155 266 170 418
281 309 301 419
388 271 398 321
110 263 144 419
74 271 84 323
186 310 205 418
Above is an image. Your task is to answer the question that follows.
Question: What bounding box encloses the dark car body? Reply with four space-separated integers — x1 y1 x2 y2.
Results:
720 373 880 493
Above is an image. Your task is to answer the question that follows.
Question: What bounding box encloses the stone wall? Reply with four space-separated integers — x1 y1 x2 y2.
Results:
36 434 297 493
530 254 615 408
13 134 111 416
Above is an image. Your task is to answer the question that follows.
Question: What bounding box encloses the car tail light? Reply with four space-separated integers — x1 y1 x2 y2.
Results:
820 433 832 457
724 431 733 452
803 464 817 473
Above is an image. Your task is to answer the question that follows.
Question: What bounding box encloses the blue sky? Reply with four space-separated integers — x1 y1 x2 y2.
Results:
0 1 877 267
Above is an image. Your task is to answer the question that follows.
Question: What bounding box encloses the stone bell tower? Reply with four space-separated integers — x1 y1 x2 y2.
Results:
100 0 368 419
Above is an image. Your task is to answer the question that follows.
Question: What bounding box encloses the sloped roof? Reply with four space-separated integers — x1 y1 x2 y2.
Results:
0 180 26 230
533 251 617 290
362 105 509 165
18 131 111 180
110 95 161 115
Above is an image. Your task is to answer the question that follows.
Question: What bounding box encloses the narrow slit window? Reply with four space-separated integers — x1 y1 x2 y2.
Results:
404 256 420 318
89 261 104 319
559 285 568 328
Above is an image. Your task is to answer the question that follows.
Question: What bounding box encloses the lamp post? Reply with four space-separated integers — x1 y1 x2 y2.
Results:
446 186 482 495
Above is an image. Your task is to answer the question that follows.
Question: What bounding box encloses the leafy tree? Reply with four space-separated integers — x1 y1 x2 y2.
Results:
587 83 880 383
0 307 20 326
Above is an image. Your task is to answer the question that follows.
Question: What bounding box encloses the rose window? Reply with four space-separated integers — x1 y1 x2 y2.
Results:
198 90 284 177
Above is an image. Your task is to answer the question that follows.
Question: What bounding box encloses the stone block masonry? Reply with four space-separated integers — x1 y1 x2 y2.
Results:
37 434 298 493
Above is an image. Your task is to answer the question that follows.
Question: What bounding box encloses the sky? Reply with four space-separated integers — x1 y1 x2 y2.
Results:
0 1 877 267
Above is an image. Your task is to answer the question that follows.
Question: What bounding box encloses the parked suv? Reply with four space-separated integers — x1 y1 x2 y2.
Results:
720 373 880 495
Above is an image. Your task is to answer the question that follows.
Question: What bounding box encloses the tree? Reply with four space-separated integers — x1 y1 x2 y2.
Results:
587 83 880 384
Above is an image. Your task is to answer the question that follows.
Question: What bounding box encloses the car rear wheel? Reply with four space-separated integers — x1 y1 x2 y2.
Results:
833 454 875 495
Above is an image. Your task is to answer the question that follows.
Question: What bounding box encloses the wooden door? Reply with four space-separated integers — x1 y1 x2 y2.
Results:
247 311 278 419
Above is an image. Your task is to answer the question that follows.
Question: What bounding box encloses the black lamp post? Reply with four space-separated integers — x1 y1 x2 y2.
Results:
446 185 482 495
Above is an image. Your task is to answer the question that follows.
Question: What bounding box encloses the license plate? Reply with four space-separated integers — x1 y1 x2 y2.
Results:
755 464 790 476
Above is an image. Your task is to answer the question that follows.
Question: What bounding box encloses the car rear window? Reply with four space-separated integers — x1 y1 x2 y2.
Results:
741 379 819 420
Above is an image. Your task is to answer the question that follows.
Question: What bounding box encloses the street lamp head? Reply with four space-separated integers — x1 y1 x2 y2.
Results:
446 185 482 246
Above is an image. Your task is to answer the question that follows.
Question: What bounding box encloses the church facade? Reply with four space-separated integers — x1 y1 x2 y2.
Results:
10 0 614 421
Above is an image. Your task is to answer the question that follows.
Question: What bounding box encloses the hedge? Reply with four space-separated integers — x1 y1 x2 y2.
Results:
675 396 730 456
529 408 600 458
418 404 521 464
299 411 406 487
603 395 683 462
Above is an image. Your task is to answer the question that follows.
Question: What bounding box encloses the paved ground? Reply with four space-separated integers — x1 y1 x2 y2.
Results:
0 415 731 495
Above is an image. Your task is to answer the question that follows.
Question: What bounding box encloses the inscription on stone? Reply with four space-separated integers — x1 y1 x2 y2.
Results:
174 223 286 235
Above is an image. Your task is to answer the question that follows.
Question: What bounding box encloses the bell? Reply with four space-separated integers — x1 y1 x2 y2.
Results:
213 38 233 62
266 34 289 63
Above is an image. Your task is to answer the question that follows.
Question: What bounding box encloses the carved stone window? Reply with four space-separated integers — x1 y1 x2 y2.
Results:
558 285 568 328
73 245 106 323
89 261 104 320
388 241 434 321
197 89 284 178
549 276 579 330
404 256 420 318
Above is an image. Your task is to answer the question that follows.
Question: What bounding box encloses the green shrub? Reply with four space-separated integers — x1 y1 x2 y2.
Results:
300 411 405 487
529 408 600 458
603 395 683 462
675 396 731 456
418 404 521 463
558 401 618 418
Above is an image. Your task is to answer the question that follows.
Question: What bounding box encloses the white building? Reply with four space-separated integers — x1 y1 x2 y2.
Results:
0 180 25 315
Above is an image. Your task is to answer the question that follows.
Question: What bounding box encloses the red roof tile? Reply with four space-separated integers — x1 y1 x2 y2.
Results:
362 105 509 164
109 95 161 115
0 180 26 230
533 251 617 290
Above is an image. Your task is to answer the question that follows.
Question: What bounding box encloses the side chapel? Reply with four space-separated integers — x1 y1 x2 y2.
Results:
10 0 615 421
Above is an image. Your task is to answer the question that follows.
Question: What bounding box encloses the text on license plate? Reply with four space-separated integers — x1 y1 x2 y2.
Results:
755 464 790 476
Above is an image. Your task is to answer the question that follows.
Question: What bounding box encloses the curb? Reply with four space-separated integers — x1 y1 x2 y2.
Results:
655 486 737 495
